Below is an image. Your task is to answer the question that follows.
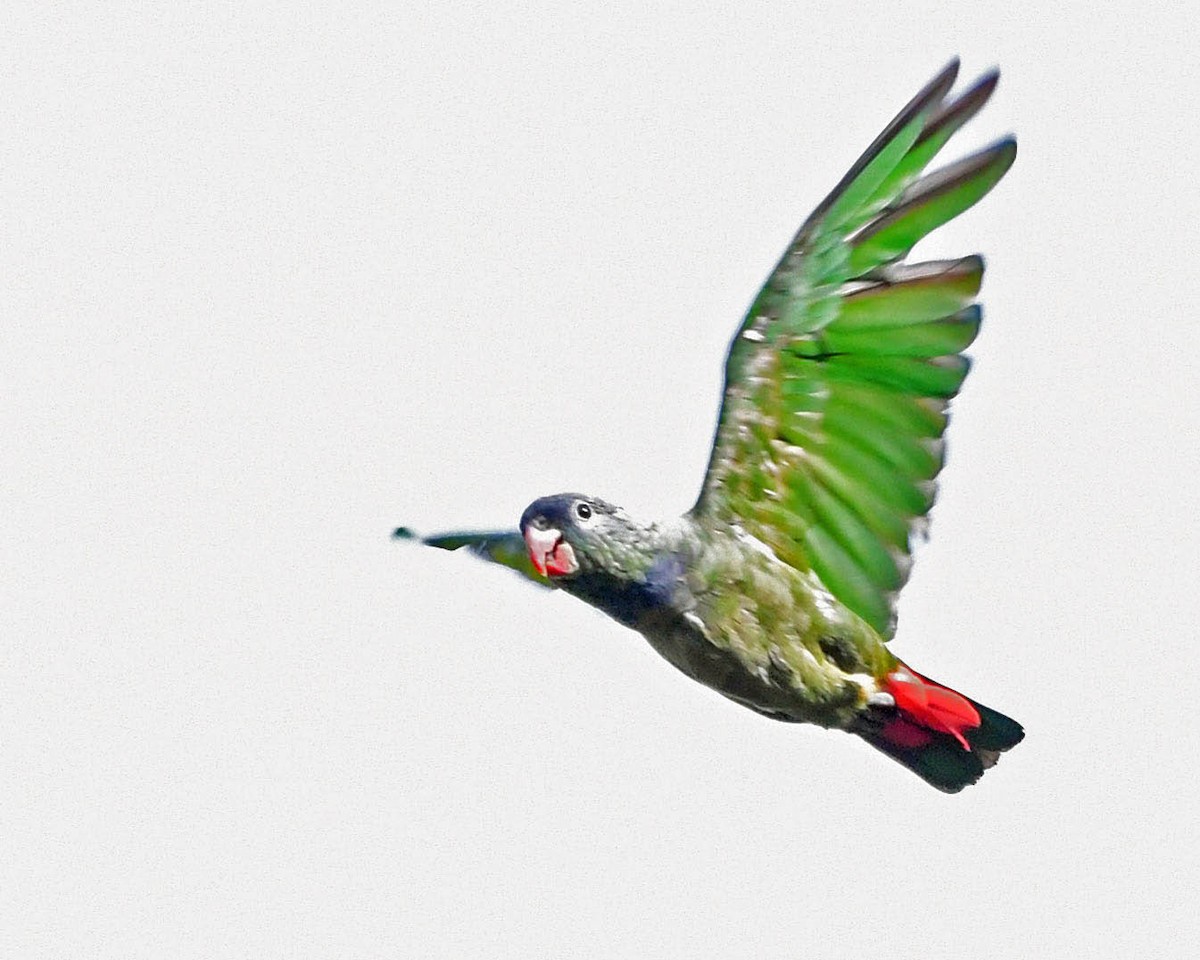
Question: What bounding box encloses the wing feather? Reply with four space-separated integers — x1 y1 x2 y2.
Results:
393 527 552 588
694 62 1013 638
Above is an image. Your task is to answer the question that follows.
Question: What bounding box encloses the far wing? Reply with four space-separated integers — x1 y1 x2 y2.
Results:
393 527 553 589
693 60 1014 638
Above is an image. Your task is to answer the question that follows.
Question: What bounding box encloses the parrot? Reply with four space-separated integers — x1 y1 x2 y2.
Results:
396 59 1024 792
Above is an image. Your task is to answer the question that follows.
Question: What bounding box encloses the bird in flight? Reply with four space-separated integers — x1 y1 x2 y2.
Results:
397 60 1023 792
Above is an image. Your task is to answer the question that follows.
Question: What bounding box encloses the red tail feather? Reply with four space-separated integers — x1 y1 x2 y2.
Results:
883 663 981 750
861 662 1023 791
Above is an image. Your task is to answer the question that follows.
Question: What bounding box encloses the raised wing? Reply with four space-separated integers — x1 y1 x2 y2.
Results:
693 60 1014 638
393 527 553 588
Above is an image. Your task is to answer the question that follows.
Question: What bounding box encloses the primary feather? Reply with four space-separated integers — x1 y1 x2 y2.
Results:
695 60 1014 638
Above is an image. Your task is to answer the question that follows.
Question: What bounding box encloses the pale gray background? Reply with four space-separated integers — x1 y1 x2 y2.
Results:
5 2 1199 957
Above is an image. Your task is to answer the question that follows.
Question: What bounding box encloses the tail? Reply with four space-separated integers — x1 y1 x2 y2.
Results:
857 662 1024 793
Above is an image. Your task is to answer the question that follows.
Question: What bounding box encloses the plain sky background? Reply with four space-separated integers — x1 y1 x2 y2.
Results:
5 2 1200 957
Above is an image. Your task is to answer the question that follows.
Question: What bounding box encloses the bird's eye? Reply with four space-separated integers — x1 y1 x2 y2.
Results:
575 502 592 521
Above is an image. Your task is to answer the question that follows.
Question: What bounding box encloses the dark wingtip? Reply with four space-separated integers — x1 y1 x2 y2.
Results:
912 59 960 121
937 56 961 85
991 136 1019 179
978 67 1001 95
797 59 963 238
918 68 1000 146
392 526 417 540
919 59 960 112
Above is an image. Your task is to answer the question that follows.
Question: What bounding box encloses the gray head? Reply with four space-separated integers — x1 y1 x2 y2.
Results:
518 493 644 581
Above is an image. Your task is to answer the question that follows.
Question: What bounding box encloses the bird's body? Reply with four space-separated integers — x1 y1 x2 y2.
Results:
398 60 1025 791
545 505 890 728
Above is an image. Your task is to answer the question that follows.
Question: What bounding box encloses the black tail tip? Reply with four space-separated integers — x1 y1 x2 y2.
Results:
969 702 1025 753
860 699 1024 793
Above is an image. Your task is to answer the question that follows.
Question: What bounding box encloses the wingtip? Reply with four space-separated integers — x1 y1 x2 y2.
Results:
917 68 1001 147
994 135 1018 168
392 526 417 540
959 67 1000 111
953 135 1018 176
923 58 960 106
970 65 1000 90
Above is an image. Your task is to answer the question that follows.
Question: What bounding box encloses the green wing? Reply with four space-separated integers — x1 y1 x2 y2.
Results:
693 60 1014 639
393 527 553 588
